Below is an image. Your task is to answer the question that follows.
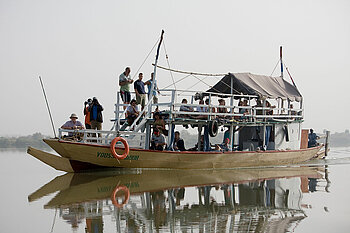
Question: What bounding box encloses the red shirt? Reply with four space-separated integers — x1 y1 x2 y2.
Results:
84 107 91 125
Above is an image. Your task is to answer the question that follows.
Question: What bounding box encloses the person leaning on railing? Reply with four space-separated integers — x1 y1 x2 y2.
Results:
61 113 84 137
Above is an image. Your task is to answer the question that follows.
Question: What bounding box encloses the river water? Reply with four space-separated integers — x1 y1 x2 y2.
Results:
1 147 349 233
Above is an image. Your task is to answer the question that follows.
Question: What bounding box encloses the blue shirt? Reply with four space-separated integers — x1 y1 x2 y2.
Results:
134 80 146 94
147 79 158 96
91 105 98 120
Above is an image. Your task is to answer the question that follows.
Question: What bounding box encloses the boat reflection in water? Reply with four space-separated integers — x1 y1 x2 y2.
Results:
28 166 329 232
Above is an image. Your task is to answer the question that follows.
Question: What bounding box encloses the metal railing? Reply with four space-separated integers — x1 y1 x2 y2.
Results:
114 89 304 131
58 128 145 148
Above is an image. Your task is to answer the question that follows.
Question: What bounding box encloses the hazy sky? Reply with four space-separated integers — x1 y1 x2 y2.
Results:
1 0 349 136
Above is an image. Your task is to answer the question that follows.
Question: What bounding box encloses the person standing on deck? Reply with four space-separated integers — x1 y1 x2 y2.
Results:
89 97 104 137
119 67 133 110
83 98 92 129
308 129 319 148
134 73 147 112
145 72 160 104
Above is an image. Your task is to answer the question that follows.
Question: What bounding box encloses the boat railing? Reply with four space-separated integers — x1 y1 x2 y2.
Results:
114 89 304 131
58 128 146 148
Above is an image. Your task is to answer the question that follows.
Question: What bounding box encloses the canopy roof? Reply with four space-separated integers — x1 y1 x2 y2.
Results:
206 73 302 102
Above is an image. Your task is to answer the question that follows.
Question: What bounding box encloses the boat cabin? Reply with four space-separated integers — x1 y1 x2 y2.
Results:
108 72 304 152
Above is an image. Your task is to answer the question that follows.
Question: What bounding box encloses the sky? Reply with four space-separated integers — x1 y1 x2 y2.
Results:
1 0 350 136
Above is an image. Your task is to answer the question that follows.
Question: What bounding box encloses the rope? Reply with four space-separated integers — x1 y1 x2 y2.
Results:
132 37 160 80
178 75 210 95
270 59 280 77
154 64 226 76
161 74 192 89
192 74 217 90
162 40 176 90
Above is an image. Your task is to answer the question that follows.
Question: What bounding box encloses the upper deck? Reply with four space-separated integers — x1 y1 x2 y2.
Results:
114 89 303 132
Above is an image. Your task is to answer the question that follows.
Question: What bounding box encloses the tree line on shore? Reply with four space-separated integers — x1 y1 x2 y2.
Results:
0 133 49 149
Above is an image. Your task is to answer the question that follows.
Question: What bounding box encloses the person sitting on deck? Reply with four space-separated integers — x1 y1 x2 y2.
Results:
266 100 275 115
308 129 319 148
205 99 215 114
150 128 166 151
213 144 223 152
126 99 139 126
61 113 84 136
238 99 249 120
173 131 186 151
195 99 207 119
179 99 194 113
153 112 167 135
217 99 228 119
220 138 231 151
179 99 194 128
290 104 297 116
188 135 205 151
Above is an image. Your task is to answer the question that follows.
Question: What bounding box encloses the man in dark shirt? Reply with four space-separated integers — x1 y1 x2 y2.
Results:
134 73 147 111
173 131 186 151
308 129 319 148
88 97 104 137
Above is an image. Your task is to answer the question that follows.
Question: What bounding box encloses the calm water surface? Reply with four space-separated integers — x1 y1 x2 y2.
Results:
1 148 350 233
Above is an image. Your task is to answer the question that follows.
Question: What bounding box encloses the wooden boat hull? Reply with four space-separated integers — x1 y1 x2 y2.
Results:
35 139 325 171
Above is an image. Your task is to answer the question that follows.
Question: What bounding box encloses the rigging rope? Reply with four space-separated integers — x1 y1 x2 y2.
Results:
161 74 192 89
162 40 176 90
270 59 280 77
132 37 160 80
283 61 298 88
154 64 226 76
178 75 211 95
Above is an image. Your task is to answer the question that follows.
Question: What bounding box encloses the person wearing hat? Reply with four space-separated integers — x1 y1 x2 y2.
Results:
61 113 84 136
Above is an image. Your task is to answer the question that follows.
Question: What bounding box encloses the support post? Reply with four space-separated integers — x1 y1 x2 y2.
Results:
197 125 202 151
116 92 120 131
145 123 151 149
325 130 330 157
229 74 234 151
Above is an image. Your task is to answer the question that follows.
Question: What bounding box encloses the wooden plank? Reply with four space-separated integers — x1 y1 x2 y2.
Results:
27 147 74 172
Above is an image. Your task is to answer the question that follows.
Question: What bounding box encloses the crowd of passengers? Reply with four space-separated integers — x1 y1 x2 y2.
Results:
60 67 299 149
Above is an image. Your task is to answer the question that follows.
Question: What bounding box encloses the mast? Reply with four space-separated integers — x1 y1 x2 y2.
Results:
144 30 164 149
280 46 283 78
148 30 165 116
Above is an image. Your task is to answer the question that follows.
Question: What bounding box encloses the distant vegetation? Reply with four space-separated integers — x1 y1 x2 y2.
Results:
0 130 349 149
329 130 350 147
0 133 50 150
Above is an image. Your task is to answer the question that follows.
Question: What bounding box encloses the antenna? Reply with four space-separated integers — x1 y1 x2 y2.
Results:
39 76 57 138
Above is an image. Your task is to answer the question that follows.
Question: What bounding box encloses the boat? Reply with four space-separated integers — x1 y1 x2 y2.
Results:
28 167 327 232
27 30 327 172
